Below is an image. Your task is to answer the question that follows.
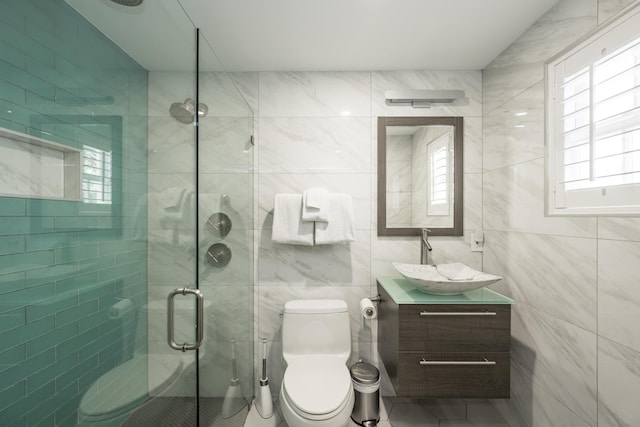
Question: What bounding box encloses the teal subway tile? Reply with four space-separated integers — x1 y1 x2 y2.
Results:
25 232 79 251
54 272 100 294
0 236 26 256
26 322 78 358
26 263 78 288
0 198 26 216
78 328 119 362
77 307 110 334
26 292 78 322
55 299 98 328
54 244 98 263
0 218 55 236
0 309 26 333
98 262 145 282
5 416 26 427
0 315 54 353
1 284 55 316
26 199 78 217
0 378 54 427
98 240 133 256
55 354 98 392
0 40 26 70
0 349 55 394
0 345 26 370
0 80 27 105
0 118 27 135
76 361 104 394
28 380 78 427
31 414 55 427
0 250 55 275
26 351 77 393
78 280 116 304
0 272 26 295
115 249 146 265
77 255 115 275
0 3 26 34
54 216 106 231
13 1 55 34
56 325 98 359
0 381 25 413
55 395 82 427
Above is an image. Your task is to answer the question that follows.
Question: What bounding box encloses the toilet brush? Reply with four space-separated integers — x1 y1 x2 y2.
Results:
222 339 247 418
256 338 273 418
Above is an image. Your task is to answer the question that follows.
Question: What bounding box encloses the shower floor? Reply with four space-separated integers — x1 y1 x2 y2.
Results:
123 396 248 427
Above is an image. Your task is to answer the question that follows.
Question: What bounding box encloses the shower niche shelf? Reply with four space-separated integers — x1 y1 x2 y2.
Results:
0 127 81 201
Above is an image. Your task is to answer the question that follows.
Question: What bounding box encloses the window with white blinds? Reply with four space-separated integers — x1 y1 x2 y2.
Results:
82 145 112 205
427 133 451 216
547 4 640 215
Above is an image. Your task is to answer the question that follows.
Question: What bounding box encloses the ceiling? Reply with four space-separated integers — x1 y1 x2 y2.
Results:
66 0 560 72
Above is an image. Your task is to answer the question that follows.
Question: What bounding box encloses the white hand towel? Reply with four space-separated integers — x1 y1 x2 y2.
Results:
302 187 329 222
315 193 356 245
272 194 314 245
436 263 478 281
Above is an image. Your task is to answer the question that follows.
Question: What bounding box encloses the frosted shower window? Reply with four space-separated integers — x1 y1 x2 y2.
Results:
546 4 640 214
82 145 112 205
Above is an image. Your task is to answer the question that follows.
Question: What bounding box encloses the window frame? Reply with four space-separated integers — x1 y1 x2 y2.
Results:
546 2 640 216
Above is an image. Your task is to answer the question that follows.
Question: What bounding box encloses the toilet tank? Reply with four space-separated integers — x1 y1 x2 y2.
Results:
282 299 351 362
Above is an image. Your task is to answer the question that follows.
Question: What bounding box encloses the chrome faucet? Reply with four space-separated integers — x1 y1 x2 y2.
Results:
420 228 432 265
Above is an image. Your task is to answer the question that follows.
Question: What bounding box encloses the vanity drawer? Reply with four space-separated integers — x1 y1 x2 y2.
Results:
399 304 511 352
396 352 510 398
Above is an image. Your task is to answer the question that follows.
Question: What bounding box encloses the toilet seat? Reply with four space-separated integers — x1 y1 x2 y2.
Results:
79 354 183 421
282 356 352 420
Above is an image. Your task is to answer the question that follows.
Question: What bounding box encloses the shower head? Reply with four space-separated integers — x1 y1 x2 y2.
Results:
110 0 143 6
169 98 209 124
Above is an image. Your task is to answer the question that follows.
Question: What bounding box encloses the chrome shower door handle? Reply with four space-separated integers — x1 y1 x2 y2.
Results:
167 287 204 352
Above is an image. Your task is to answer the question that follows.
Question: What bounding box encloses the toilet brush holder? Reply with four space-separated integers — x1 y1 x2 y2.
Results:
256 338 273 418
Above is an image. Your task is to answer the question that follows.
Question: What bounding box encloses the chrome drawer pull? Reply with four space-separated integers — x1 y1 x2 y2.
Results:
419 311 496 316
419 358 496 366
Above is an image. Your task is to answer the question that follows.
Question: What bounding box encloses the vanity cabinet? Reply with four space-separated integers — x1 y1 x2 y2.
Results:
377 278 514 398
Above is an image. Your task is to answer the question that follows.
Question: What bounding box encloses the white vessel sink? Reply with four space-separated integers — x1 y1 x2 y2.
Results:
392 262 502 295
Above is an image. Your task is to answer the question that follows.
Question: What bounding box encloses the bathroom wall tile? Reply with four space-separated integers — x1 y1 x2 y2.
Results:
466 401 510 427
147 173 195 232
509 303 597 424
598 217 640 241
598 0 637 24
464 116 483 174
388 402 439 427
484 230 597 331
598 239 640 353
258 117 371 173
370 233 421 280
493 363 592 427
257 173 371 231
229 72 259 115
418 399 467 420
483 82 544 172
199 116 254 173
259 71 371 117
483 0 597 114
147 229 196 287
598 336 640 427
147 117 196 174
483 159 597 238
200 71 253 118
198 173 253 232
199 228 252 287
148 71 196 118
257 229 370 287
463 173 482 233
371 70 482 118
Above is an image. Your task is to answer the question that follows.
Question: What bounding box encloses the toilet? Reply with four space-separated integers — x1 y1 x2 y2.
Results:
280 299 355 427
77 299 210 426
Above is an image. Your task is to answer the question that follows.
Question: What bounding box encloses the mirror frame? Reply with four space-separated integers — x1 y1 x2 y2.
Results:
377 116 463 237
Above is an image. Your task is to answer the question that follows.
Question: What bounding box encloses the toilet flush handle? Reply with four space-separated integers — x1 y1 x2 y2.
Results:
167 287 204 352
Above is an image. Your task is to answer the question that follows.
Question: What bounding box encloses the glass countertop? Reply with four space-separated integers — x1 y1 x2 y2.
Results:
377 277 515 305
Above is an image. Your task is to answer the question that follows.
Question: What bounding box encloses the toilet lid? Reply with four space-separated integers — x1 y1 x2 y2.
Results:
283 357 352 416
79 354 183 418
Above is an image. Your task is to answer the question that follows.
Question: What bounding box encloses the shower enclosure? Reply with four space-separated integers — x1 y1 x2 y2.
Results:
0 0 254 425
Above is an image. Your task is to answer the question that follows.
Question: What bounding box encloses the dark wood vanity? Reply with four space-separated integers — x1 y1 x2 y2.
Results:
377 278 513 398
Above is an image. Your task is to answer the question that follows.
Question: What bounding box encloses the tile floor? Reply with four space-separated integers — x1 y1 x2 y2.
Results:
243 397 511 427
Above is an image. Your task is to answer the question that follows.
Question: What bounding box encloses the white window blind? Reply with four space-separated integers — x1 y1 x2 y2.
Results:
547 4 640 215
427 133 451 216
82 145 112 205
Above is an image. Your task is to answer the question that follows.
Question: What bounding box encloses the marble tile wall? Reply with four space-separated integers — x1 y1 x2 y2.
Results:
231 69 483 397
482 0 640 425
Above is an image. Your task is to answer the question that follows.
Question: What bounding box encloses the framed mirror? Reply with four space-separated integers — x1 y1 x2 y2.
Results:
377 116 463 236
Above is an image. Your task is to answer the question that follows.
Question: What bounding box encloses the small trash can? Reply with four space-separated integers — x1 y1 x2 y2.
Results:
350 361 380 427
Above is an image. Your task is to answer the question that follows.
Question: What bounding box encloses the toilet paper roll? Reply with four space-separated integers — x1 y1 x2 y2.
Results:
109 299 133 320
360 298 377 319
